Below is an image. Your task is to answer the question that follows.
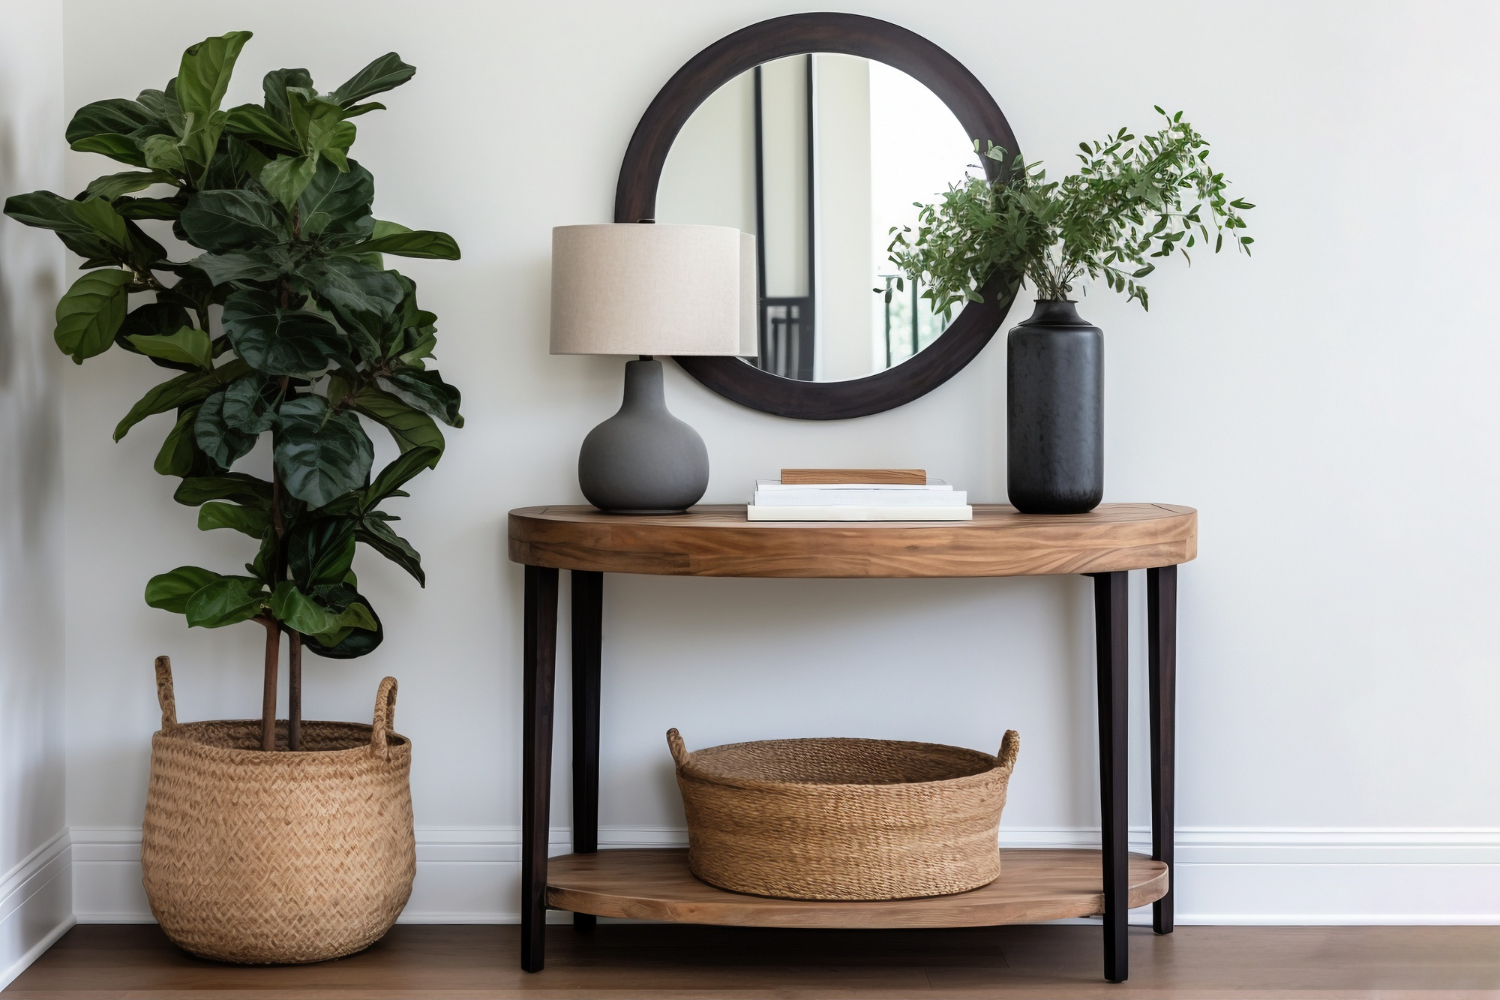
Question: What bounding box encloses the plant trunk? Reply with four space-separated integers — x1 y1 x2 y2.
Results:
288 631 302 751
267 382 290 752
260 616 281 751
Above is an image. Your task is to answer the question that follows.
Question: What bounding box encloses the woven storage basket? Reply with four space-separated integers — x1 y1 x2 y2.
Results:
668 727 1020 901
140 657 415 964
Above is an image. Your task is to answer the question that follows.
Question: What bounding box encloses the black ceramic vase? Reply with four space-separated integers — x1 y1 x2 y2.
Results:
1007 300 1103 514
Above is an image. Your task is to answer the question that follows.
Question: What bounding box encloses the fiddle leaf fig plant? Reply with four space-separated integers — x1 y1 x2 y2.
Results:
889 107 1254 314
3 31 462 750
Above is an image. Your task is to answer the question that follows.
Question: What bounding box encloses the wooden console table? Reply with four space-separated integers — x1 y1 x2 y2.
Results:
507 503 1196 982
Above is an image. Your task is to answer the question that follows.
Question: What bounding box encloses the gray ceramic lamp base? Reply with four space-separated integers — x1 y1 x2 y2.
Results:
578 359 709 514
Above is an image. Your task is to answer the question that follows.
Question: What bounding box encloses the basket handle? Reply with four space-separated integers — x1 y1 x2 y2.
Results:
997 729 1020 771
371 676 398 755
666 728 689 768
154 656 177 731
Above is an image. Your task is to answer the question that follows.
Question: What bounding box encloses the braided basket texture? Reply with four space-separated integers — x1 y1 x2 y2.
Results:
668 728 1020 901
140 657 415 964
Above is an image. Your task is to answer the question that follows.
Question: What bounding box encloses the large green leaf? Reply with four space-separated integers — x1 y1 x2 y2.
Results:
358 229 460 260
288 518 356 589
117 301 193 353
141 134 186 173
350 384 444 460
63 195 130 249
66 98 158 143
303 584 383 658
113 195 187 220
373 276 423 356
64 96 172 169
145 566 221 614
262 67 314 125
178 31 252 122
4 191 130 261
173 472 273 509
274 394 374 508
199 134 270 192
222 288 349 376
84 170 177 201
194 388 258 469
197 501 270 537
364 445 441 509
270 580 375 638
135 87 180 120
299 257 404 359
381 368 463 427
246 525 279 583
156 269 216 321
297 158 373 237
114 369 218 440
399 323 438 368
114 360 247 441
355 515 425 585
330 53 415 105
341 102 385 119
153 406 200 476
222 103 300 152
221 374 280 433
126 325 212 369
284 92 357 169
186 246 290 285
69 134 148 168
121 217 168 270
178 187 285 251
185 575 266 628
176 31 253 173
258 154 316 209
54 269 131 363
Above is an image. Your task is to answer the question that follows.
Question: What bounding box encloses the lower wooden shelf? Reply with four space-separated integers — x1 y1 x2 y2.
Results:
547 848 1168 928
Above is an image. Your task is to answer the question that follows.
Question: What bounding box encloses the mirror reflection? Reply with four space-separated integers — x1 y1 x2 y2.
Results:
657 55 976 382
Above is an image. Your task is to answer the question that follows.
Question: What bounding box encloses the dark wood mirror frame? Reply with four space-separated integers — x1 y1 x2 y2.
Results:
615 12 1021 420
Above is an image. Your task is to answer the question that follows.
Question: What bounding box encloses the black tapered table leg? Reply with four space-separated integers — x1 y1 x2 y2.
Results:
1148 564 1178 935
1093 570 1129 983
570 570 603 932
522 565 559 972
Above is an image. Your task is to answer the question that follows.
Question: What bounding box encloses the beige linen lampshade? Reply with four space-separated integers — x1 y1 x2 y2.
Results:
550 224 757 356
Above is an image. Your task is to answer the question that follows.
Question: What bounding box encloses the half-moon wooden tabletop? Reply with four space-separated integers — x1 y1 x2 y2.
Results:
508 503 1197 578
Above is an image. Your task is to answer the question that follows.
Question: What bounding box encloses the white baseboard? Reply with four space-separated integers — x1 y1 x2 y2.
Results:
0 830 75 991
67 825 1500 926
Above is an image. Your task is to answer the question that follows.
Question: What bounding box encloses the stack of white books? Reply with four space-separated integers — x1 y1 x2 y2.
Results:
747 470 973 521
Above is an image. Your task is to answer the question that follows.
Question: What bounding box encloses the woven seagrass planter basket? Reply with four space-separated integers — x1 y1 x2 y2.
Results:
668 728 1020 901
140 657 415 964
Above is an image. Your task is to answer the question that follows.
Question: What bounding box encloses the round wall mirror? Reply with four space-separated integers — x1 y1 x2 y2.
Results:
616 13 1020 419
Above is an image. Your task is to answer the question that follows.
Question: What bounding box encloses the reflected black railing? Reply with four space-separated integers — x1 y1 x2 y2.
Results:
878 275 948 368
756 296 814 380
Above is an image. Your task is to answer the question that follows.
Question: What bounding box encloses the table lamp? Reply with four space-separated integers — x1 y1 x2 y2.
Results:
550 223 756 514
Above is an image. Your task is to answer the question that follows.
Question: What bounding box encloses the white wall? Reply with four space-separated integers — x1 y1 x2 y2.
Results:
759 55 812 300
0 0 72 987
814 54 873 381
656 70 757 234
49 0 1500 930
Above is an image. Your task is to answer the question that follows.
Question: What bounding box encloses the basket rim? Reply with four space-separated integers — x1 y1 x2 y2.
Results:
153 718 409 759
676 736 1010 792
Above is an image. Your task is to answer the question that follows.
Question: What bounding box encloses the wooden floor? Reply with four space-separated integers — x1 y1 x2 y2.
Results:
7 923 1500 999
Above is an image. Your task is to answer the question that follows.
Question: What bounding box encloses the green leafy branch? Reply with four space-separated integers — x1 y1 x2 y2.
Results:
887 108 1254 313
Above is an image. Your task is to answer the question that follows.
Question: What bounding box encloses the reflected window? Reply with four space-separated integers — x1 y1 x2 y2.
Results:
656 55 974 382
